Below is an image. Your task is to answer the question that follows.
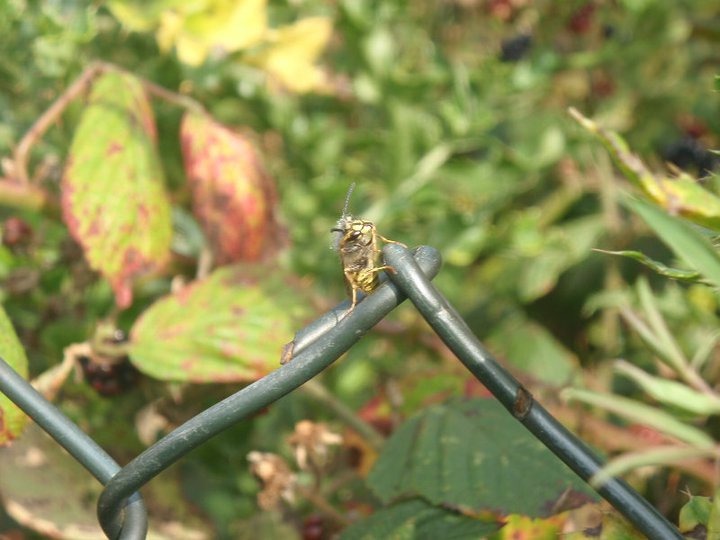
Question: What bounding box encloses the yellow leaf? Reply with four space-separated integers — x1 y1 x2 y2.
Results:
188 0 267 51
156 10 184 53
169 0 267 65
108 0 188 32
247 17 333 93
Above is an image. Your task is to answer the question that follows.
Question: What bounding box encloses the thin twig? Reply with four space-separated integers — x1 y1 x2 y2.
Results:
12 61 205 187
301 379 385 452
13 62 107 184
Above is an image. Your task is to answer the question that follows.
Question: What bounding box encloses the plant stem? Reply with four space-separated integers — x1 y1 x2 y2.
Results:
12 61 205 187
301 379 385 452
14 63 106 184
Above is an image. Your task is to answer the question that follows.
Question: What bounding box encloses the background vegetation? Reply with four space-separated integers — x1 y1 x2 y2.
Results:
1 0 719 538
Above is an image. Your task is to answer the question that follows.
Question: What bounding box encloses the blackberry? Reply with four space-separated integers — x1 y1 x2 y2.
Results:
499 34 532 62
662 136 718 177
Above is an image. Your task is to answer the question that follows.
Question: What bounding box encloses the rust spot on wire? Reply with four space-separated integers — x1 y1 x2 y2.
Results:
513 387 533 419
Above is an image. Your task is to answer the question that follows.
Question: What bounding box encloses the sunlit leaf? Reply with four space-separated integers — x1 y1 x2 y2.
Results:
615 360 720 415
0 304 28 445
591 445 719 487
562 388 714 448
496 513 566 539
338 498 500 540
563 511 645 539
62 71 172 308
129 265 309 382
246 17 333 93
180 111 284 263
162 0 267 65
368 398 596 517
594 249 703 282
107 0 185 32
570 107 720 231
678 495 720 538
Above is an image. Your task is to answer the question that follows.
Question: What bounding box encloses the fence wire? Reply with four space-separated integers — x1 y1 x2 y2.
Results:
0 244 683 539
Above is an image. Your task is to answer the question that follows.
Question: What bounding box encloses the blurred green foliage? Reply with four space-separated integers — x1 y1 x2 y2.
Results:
1 0 720 538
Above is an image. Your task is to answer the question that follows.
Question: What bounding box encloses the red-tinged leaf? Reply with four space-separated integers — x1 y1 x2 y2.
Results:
180 112 284 264
129 265 309 383
0 304 29 445
62 71 172 308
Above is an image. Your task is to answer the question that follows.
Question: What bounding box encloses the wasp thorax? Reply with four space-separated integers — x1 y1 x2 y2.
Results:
331 183 405 317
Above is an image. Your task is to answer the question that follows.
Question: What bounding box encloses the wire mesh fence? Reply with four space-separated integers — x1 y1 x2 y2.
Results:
0 245 683 539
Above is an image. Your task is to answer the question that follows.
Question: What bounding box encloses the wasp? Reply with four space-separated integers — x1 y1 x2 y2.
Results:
331 183 405 315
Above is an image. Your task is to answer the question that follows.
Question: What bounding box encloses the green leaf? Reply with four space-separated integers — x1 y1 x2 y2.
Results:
678 492 720 539
62 71 172 308
0 304 29 444
593 249 702 282
129 265 309 383
615 360 720 415
562 388 714 448
338 498 499 540
487 314 577 385
679 489 720 540
679 496 713 535
571 108 720 230
367 398 596 517
635 277 688 372
517 215 604 302
624 196 720 289
592 445 719 487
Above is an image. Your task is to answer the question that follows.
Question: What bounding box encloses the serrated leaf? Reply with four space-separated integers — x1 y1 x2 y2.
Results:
338 498 500 540
62 71 172 308
129 265 308 382
594 249 703 282
367 398 596 517
623 196 720 289
180 112 283 264
0 304 29 444
246 17 333 93
570 108 720 231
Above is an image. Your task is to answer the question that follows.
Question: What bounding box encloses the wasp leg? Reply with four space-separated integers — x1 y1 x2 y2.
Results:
377 235 407 248
371 264 397 275
339 271 359 321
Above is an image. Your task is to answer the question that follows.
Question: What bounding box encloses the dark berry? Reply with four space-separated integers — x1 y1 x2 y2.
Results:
79 355 140 397
662 136 718 177
499 34 532 62
602 24 616 39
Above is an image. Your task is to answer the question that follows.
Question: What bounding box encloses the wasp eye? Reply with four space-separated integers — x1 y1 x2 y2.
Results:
349 231 362 239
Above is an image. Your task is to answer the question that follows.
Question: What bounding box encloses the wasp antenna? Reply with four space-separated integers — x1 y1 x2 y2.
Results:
342 182 356 217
